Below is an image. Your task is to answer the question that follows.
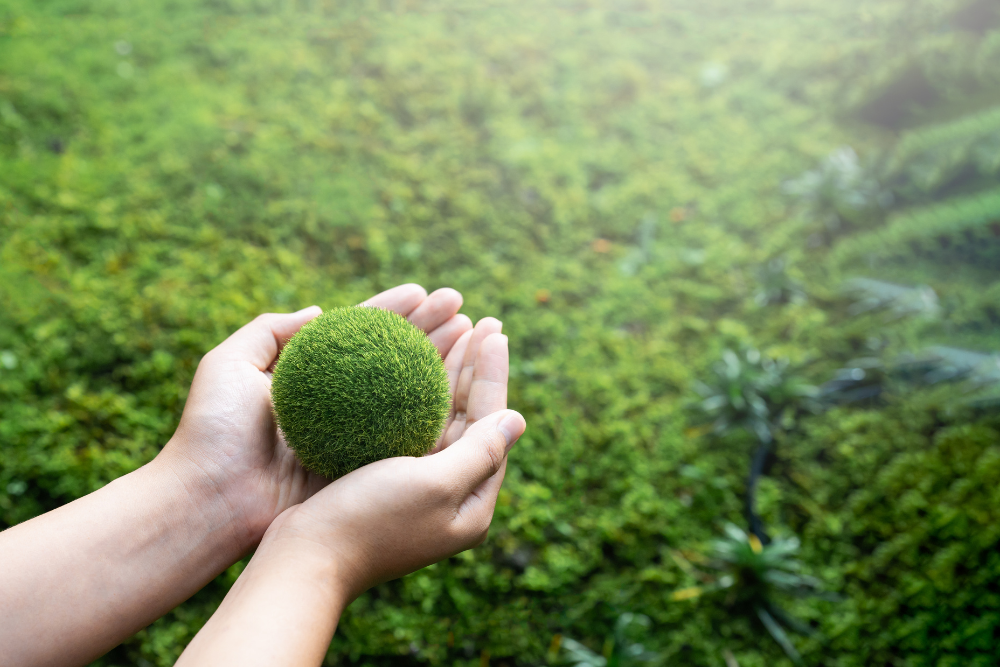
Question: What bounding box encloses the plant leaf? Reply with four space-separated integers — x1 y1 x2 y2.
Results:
755 604 803 666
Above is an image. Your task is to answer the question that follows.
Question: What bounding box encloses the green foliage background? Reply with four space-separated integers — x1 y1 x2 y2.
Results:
1 0 998 665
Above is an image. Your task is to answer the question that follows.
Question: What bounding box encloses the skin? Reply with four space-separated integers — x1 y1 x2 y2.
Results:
0 284 524 667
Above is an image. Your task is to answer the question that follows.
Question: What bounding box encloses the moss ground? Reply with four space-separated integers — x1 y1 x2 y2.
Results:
1 1 997 665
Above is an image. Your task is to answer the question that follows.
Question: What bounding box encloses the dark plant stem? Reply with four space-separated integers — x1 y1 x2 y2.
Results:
746 433 772 545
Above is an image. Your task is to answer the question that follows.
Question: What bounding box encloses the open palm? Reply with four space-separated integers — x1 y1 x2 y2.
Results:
162 284 497 545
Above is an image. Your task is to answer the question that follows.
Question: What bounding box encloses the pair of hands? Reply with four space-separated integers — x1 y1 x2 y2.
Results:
163 283 524 603
0 283 518 667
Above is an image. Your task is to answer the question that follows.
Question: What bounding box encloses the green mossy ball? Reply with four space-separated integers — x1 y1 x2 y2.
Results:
270 306 451 479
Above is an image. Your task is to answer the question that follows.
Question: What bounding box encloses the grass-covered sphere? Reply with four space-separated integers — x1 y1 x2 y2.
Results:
270 306 450 479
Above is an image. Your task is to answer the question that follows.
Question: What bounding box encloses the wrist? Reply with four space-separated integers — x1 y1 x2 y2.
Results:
176 506 350 667
254 506 354 610
151 444 261 556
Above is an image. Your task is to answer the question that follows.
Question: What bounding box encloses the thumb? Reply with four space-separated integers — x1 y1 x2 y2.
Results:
217 306 323 371
430 409 525 493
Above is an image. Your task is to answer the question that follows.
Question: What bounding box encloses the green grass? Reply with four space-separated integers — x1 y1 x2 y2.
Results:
1 0 999 666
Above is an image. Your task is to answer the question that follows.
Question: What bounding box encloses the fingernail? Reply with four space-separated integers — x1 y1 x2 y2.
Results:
295 305 320 315
498 411 524 453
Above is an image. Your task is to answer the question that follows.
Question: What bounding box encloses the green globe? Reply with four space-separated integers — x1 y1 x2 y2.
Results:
270 305 451 479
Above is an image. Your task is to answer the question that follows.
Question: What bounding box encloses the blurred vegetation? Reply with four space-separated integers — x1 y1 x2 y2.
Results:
1 0 999 666
553 612 656 667
668 524 827 666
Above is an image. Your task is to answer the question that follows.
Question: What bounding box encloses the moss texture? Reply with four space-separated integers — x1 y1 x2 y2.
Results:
270 306 450 479
6 1 1000 664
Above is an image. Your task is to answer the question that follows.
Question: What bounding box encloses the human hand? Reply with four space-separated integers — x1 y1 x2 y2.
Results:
174 321 523 667
159 284 473 549
259 323 524 600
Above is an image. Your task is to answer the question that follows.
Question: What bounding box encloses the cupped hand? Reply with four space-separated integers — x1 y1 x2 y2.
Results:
159 284 473 548
263 324 524 600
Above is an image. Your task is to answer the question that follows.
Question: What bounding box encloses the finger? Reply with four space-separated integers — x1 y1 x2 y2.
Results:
428 328 474 454
216 306 323 371
408 287 463 334
430 409 524 494
361 284 427 317
451 317 502 429
463 333 509 431
428 313 473 359
444 329 473 396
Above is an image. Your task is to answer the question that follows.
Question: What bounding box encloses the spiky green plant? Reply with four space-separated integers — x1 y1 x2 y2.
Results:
819 346 1000 408
695 349 819 445
831 187 1000 268
270 306 450 479
819 357 891 405
695 349 819 539
552 613 657 667
879 104 1000 202
900 346 1000 407
782 147 887 234
670 524 824 666
754 258 806 307
843 278 940 320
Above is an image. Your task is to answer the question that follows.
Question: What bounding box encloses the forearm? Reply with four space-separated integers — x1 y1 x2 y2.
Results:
176 510 348 667
0 453 250 667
